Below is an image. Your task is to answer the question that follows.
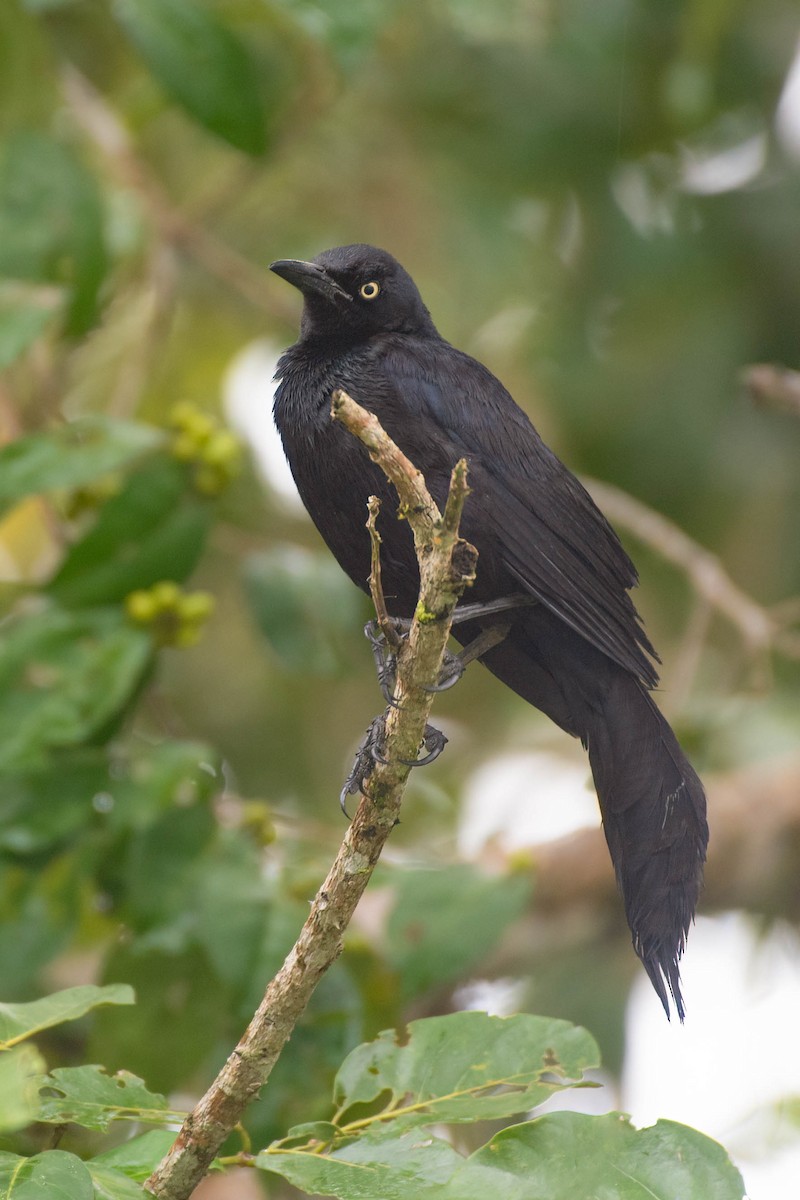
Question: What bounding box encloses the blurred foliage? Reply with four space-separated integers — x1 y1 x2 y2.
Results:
1 0 799 1195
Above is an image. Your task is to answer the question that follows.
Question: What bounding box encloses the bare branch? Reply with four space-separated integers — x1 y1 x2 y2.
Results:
145 393 476 1198
582 476 800 661
366 495 395 643
742 363 800 419
60 66 292 321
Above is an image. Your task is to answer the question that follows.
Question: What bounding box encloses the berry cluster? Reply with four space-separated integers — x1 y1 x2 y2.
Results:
168 402 242 495
125 581 215 647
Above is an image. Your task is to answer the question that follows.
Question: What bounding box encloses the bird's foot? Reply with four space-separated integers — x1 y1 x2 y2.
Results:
371 722 448 768
365 619 406 704
340 714 386 816
339 714 448 817
365 618 466 699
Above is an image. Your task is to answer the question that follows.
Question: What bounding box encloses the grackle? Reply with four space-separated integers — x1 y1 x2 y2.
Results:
270 244 708 1020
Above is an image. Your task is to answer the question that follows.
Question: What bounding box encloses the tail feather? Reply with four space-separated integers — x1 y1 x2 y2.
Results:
583 674 708 1019
474 615 708 1019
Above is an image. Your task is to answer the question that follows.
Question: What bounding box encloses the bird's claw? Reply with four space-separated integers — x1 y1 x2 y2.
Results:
371 723 448 767
365 619 410 704
366 618 466 698
340 714 387 817
339 716 448 817
423 648 465 692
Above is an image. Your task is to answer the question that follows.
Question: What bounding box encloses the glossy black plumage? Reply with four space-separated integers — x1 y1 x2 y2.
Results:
270 244 708 1019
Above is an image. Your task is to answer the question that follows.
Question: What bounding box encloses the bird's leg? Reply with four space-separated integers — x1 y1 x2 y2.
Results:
364 594 535 700
424 620 512 692
449 593 536 625
425 594 537 690
340 714 448 817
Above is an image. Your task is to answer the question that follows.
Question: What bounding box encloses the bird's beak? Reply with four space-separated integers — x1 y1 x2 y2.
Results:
269 259 352 304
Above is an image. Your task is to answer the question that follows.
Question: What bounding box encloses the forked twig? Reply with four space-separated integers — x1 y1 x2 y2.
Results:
145 393 476 1199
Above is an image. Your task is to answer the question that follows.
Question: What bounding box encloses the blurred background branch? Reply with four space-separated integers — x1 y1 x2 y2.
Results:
742 363 800 420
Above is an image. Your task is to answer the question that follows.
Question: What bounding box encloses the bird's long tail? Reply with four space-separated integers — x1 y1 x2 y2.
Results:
582 671 708 1020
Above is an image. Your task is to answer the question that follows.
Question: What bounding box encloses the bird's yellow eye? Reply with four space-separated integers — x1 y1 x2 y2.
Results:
359 281 380 300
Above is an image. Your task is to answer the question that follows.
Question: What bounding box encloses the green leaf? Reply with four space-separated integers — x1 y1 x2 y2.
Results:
0 607 153 772
332 1012 599 1128
0 984 134 1050
387 865 531 1000
0 869 75 996
89 946 226 1093
0 416 163 520
92 1129 179 1183
0 281 63 368
0 740 219 856
259 1108 746 1200
22 1 81 10
113 0 267 154
258 1125 464 1200
49 459 212 607
190 831 271 988
36 1064 172 1131
85 1162 145 1200
244 546 366 675
440 1112 747 1200
0 1044 46 1134
0 132 107 332
0 1149 94 1198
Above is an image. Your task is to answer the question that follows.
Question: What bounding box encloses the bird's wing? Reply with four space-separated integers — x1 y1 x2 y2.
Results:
368 337 659 687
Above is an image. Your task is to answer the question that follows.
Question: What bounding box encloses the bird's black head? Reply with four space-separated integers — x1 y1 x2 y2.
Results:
270 244 438 344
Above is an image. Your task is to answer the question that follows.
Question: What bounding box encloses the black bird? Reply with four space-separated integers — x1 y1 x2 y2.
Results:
270 243 708 1019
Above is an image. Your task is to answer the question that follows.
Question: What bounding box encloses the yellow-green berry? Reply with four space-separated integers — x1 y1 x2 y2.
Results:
171 430 200 461
125 590 158 623
150 580 181 610
201 430 241 468
178 592 215 622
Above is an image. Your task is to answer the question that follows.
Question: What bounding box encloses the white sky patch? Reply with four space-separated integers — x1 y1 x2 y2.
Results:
680 132 768 195
454 977 528 1017
223 338 304 512
623 913 800 1199
776 40 800 160
458 750 598 857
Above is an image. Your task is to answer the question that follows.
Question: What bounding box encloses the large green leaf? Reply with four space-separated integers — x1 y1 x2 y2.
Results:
0 416 163 520
85 1162 145 1200
36 1064 173 1131
189 831 272 989
49 459 212 607
0 1149 94 1198
92 1129 180 1183
0 1044 45 1134
90 945 226 1093
0 868 76 997
259 1126 464 1200
387 865 531 1001
0 984 134 1049
244 545 366 675
440 1112 747 1200
0 132 107 332
331 1011 599 1127
113 0 267 153
259 1110 746 1200
0 606 153 772
0 281 63 368
0 740 219 857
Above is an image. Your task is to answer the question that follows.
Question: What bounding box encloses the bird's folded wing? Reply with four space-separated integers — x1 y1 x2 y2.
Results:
373 340 659 687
